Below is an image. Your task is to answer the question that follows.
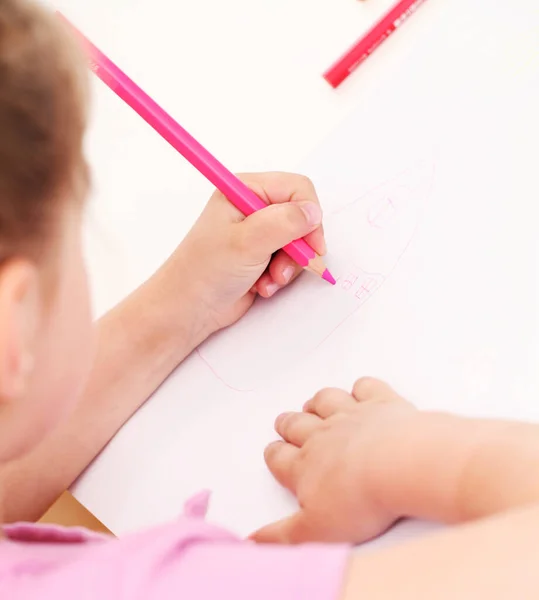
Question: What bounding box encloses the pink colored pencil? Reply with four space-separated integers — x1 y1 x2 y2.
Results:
57 13 335 285
324 0 429 88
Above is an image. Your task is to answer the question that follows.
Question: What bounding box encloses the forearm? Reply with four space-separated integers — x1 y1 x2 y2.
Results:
343 503 539 599
1 258 209 522
373 412 539 524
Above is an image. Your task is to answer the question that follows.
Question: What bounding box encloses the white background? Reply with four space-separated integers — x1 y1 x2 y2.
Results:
50 0 539 548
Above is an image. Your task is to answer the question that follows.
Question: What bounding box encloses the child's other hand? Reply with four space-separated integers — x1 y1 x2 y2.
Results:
252 378 417 545
170 172 326 333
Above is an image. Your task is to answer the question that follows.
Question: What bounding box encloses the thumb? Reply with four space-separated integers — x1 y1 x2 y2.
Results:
250 510 321 545
239 201 322 263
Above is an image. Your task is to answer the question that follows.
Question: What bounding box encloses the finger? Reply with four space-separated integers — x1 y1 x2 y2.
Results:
212 172 328 257
237 172 320 208
255 271 281 298
235 172 325 261
352 377 402 403
304 223 327 256
268 251 303 287
303 388 357 419
264 441 300 493
275 411 324 447
251 510 326 544
237 201 322 263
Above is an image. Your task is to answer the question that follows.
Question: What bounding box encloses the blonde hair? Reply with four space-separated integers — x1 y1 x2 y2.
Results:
0 0 89 259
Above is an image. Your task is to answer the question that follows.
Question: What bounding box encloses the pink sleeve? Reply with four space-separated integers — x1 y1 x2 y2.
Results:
151 539 350 600
1 519 350 600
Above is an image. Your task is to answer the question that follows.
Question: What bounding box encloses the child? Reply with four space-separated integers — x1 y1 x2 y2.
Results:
0 1 538 598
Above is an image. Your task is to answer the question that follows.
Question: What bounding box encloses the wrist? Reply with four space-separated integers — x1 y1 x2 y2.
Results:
371 412 539 525
143 256 214 363
456 420 539 521
369 412 485 524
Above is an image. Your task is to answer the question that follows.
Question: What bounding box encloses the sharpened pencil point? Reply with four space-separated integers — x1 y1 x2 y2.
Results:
322 269 336 285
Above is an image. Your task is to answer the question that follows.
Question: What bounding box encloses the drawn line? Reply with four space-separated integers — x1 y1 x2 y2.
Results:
314 160 437 351
198 158 437 390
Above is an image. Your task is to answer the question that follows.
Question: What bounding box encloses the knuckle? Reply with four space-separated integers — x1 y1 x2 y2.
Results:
280 412 302 436
283 204 305 229
312 387 339 409
311 389 328 407
316 386 342 398
296 173 315 191
235 172 260 188
316 419 335 435
352 376 381 398
303 398 314 413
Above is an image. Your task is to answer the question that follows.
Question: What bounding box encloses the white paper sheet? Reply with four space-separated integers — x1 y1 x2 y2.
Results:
198 159 435 391
73 0 539 546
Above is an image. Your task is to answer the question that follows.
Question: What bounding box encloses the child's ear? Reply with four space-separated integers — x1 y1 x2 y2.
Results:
0 259 40 404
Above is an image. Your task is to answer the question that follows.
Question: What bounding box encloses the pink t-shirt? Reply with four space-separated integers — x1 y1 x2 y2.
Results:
0 493 349 599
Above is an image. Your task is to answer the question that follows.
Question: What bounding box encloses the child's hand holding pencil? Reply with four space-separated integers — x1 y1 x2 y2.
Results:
153 171 327 336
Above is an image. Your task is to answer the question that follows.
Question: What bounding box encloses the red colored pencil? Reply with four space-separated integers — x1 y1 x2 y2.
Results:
324 0 429 88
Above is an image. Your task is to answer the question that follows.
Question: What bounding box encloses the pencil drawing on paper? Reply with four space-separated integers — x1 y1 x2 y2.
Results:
197 160 435 391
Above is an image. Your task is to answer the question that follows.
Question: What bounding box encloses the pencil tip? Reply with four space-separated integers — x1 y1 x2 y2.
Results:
322 269 336 285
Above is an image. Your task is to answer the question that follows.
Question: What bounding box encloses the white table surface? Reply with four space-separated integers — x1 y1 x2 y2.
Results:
52 0 539 540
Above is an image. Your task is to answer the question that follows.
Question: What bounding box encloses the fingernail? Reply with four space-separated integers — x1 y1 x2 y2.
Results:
282 266 295 284
266 282 280 297
299 202 322 227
